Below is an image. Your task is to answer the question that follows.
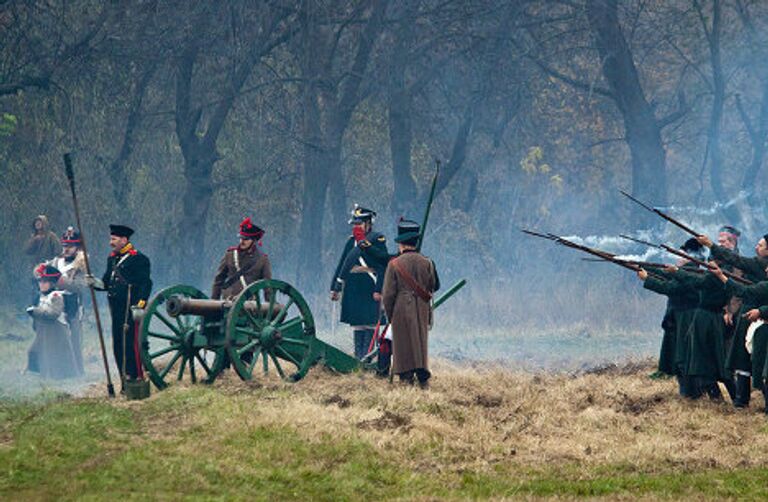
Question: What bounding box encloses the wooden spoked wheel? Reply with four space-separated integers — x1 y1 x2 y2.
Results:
225 279 318 382
139 285 225 389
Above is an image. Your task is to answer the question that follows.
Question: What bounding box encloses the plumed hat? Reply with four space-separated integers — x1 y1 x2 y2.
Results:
34 263 62 281
348 204 376 224
61 226 82 246
239 217 265 240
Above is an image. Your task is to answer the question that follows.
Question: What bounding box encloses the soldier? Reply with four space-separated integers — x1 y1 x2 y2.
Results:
211 217 271 300
26 264 79 379
708 261 768 413
698 232 768 407
717 225 741 253
46 227 88 374
382 219 440 388
87 225 152 388
24 215 61 301
330 205 389 359
636 238 703 398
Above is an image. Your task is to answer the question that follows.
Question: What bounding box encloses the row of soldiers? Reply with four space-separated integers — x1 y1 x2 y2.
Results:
637 226 768 412
24 206 440 390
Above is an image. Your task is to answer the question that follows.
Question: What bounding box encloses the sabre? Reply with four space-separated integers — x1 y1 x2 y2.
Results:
63 153 116 398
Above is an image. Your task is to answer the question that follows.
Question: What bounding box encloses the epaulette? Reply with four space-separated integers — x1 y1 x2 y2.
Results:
128 249 138 256
360 240 371 248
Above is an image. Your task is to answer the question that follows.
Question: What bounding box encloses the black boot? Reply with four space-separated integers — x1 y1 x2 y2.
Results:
733 373 751 408
763 385 768 415
681 375 702 399
698 378 723 401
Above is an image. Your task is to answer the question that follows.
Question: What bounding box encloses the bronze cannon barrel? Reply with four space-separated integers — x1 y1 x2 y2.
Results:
165 295 283 318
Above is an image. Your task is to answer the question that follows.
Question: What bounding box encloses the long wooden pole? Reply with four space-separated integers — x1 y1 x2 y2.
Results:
63 153 115 398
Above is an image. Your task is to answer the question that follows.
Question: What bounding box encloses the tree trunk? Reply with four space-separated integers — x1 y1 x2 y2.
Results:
387 23 417 216
586 0 667 226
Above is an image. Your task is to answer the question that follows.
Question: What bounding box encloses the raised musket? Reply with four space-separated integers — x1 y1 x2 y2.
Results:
619 234 753 285
619 190 701 237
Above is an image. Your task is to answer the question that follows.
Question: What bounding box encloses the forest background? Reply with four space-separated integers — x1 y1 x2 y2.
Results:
3 0 768 364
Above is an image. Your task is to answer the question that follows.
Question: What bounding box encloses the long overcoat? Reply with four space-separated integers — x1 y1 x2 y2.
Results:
382 250 439 374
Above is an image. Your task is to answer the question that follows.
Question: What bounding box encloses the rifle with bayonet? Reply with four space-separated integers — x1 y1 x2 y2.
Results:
619 190 701 237
522 229 664 278
619 234 753 285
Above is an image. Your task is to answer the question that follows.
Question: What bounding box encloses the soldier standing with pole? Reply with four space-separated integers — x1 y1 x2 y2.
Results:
86 224 152 392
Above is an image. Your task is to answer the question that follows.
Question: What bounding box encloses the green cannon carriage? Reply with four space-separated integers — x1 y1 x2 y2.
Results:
136 278 465 389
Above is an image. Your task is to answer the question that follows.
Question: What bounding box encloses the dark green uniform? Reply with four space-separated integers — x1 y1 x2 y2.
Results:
663 268 730 397
710 245 768 391
100 245 152 380
642 264 700 395
725 280 768 389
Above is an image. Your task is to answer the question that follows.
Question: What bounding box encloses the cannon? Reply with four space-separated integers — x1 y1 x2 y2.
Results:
137 278 465 389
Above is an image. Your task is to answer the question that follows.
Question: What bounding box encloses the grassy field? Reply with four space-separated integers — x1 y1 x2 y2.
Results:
2 359 768 501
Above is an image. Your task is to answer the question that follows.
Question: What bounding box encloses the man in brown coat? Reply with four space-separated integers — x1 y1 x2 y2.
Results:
211 217 272 300
382 219 439 388
24 215 61 265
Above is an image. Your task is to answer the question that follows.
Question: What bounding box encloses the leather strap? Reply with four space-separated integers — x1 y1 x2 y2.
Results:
390 258 432 302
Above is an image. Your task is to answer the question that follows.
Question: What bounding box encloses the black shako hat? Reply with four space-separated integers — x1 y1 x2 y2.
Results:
348 204 376 224
61 226 82 246
395 218 421 245
109 224 134 238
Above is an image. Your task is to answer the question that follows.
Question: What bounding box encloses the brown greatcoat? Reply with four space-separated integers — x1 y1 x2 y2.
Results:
382 250 438 374
211 245 272 300
24 215 61 265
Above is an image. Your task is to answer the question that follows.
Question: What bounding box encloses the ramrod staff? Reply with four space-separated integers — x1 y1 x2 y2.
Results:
63 153 116 398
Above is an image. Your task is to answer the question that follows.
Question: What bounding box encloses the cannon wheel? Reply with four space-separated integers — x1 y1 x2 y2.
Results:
140 285 226 389
225 279 318 382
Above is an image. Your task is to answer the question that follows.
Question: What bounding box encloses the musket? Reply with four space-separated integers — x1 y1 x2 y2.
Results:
63 153 116 398
580 257 679 269
416 159 440 252
523 229 662 278
619 234 753 285
619 190 701 237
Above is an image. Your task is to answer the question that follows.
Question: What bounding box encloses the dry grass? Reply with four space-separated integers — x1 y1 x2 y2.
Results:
90 358 768 477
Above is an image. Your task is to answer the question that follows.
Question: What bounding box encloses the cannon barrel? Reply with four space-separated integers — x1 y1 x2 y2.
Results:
166 295 282 318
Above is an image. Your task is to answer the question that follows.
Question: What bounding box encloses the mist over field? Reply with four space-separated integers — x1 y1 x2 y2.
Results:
3 0 768 398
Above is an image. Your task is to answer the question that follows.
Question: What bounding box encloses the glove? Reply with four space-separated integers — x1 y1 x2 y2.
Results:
25 306 35 317
85 274 104 289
